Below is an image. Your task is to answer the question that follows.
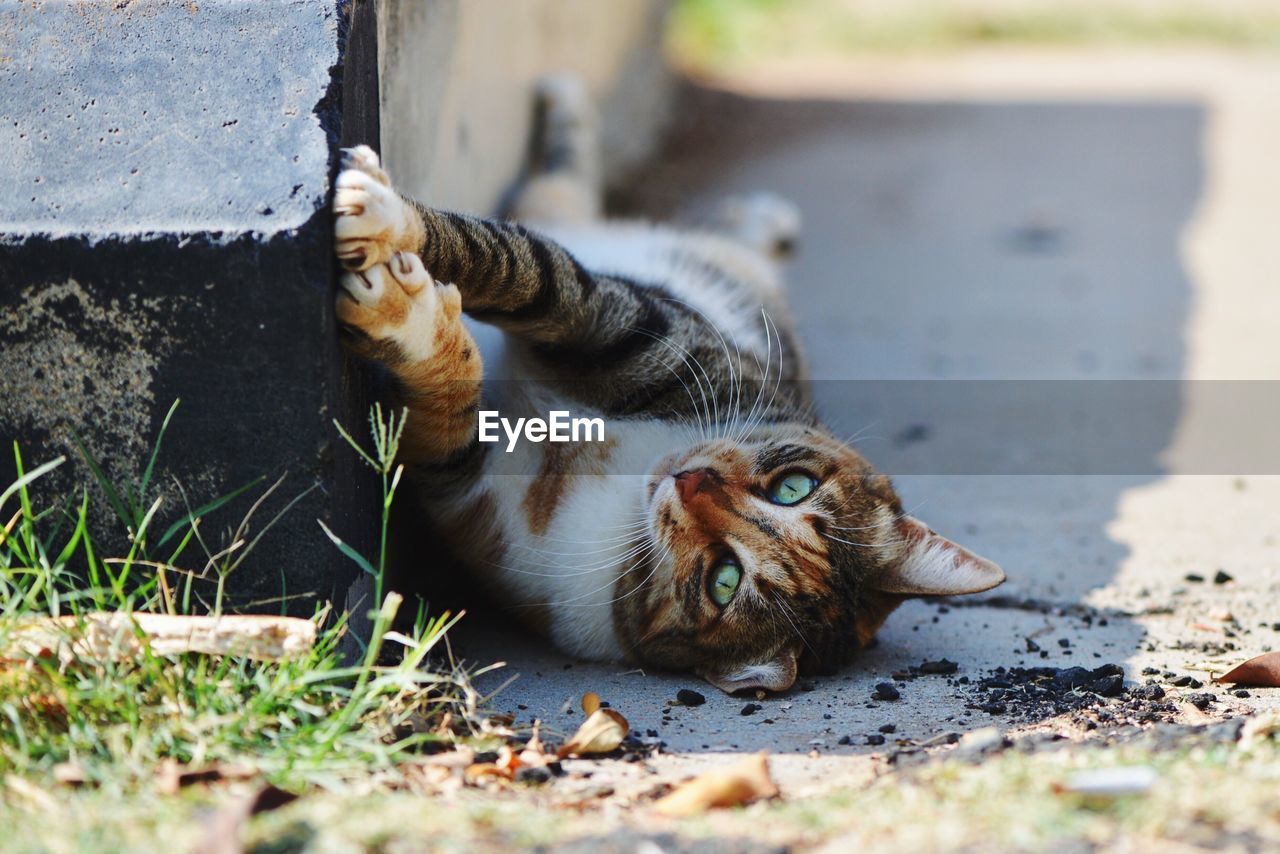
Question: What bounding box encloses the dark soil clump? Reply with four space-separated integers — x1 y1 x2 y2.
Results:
963 664 1180 728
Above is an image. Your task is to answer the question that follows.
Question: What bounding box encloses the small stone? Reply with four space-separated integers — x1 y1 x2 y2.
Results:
1090 675 1125 697
1025 638 1041 653
1056 667 1093 689
740 703 762 716
980 702 1007 715
838 735 852 745
1233 689 1251 698
919 659 959 675
515 766 552 785
1058 638 1071 648
879 723 897 734
1213 570 1234 585
1131 684 1166 701
1184 573 1205 583
1187 693 1216 711
865 734 886 746
675 689 706 706
874 682 901 701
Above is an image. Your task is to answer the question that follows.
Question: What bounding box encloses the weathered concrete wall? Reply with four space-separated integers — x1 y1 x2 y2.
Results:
377 0 672 213
0 0 671 614
0 0 376 610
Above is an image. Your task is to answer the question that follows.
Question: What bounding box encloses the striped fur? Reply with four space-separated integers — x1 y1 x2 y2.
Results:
333 84 1002 692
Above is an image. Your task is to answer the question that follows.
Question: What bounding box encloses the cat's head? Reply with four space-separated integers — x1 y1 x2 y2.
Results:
617 426 1003 694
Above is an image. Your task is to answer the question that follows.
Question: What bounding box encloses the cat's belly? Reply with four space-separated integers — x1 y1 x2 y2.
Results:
460 379 677 662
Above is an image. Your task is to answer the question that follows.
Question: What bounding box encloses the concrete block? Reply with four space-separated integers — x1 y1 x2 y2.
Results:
0 0 377 610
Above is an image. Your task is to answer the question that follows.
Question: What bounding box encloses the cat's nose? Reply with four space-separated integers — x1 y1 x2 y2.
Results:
673 468 715 502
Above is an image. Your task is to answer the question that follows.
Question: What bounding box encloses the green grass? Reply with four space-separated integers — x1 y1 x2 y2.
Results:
668 0 1280 70
0 403 485 806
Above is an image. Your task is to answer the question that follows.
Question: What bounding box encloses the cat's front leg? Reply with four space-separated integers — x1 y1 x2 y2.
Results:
333 145 425 272
337 251 482 465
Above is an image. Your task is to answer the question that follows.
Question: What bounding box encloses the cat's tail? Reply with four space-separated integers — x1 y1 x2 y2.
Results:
508 73 602 226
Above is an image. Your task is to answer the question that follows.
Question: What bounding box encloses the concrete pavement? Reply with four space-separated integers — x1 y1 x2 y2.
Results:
451 50 1280 786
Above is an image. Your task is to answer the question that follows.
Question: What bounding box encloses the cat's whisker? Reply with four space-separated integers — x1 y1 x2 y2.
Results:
521 519 651 544
769 589 816 659
501 528 649 556
743 308 787 441
838 421 883 448
823 532 907 549
657 295 747 446
532 544 663 606
491 539 656 578
731 309 774 444
630 327 714 441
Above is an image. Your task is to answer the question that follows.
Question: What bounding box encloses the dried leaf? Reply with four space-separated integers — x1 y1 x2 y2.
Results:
496 745 522 773
653 753 778 817
156 760 257 795
1240 711 1280 747
1217 652 1280 687
464 763 507 786
558 708 628 758
52 762 87 787
195 784 298 854
581 691 601 716
4 774 57 811
519 720 551 767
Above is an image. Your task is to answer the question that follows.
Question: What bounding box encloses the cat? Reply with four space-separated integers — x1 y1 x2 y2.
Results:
333 77 1004 694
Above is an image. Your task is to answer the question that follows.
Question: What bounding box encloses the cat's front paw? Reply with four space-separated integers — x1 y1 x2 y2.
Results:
336 251 459 364
334 145 416 271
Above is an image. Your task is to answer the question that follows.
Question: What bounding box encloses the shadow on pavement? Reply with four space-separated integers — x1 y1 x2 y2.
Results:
424 83 1204 753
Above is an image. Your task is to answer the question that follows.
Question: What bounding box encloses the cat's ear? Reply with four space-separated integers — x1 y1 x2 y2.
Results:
872 515 1004 596
699 650 797 694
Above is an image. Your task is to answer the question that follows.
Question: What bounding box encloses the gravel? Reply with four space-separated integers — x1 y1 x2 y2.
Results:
874 682 901 701
675 689 706 707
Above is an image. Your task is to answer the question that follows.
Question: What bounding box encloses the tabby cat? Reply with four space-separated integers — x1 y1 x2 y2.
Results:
333 77 1003 693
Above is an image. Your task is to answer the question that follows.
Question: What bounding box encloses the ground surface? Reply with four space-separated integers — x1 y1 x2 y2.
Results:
448 48 1280 814
11 47 1280 854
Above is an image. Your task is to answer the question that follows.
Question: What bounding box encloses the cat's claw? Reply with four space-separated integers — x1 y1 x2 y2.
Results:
337 251 453 363
334 145 412 271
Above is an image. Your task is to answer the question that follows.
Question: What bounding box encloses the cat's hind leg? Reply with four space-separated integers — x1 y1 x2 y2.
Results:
710 192 802 260
507 74 602 226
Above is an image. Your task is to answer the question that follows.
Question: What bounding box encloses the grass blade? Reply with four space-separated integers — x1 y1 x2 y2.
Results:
69 430 131 528
0 450 64 515
317 519 376 577
138 399 180 513
156 475 265 548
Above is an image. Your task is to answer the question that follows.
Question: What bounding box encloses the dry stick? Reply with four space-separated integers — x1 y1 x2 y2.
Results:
5 613 316 662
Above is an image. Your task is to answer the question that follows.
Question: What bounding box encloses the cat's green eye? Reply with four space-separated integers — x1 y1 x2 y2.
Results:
709 558 741 607
769 471 817 506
